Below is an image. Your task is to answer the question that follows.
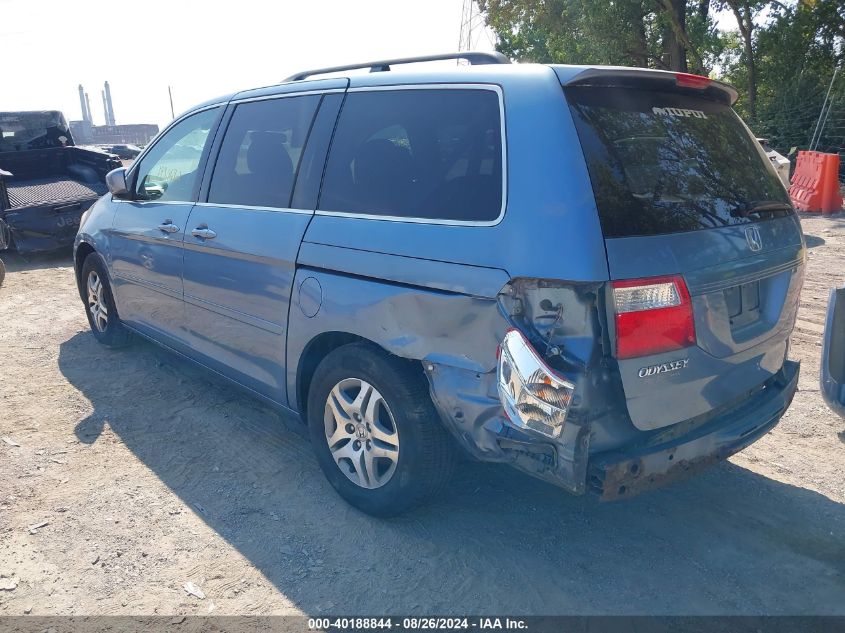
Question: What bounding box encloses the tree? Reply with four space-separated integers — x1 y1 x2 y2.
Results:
477 0 658 67
727 0 844 148
715 0 767 120
478 0 845 153
657 0 704 72
478 0 724 74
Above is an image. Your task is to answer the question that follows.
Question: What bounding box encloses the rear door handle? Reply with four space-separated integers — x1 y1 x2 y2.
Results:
157 221 180 234
191 227 217 240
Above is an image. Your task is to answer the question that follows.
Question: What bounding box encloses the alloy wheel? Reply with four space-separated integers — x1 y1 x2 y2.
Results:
87 270 109 333
323 378 399 489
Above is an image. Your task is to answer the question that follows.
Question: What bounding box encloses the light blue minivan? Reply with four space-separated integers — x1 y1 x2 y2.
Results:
75 53 804 515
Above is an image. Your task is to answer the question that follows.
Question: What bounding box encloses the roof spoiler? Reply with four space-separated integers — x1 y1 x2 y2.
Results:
564 67 739 105
284 51 511 82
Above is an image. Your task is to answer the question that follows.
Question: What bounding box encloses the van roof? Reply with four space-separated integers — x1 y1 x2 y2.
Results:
182 58 738 119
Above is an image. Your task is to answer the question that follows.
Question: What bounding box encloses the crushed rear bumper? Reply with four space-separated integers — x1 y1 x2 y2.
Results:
589 360 800 500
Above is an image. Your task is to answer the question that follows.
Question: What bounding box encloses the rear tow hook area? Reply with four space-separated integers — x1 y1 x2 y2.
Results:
589 360 799 501
590 449 725 501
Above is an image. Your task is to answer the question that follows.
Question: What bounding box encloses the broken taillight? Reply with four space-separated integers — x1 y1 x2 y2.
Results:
612 275 696 360
497 329 575 438
675 72 711 90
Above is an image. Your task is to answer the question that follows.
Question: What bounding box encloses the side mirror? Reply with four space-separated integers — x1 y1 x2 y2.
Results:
105 167 129 198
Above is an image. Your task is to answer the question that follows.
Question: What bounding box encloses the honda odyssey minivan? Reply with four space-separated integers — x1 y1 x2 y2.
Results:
75 52 804 516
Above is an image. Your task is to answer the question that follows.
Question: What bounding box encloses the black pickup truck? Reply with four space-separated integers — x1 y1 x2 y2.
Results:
0 111 121 253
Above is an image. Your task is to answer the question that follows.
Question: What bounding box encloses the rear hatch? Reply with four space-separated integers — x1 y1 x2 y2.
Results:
561 69 805 430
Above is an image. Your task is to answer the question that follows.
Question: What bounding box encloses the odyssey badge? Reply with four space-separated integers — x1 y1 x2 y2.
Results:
638 358 689 378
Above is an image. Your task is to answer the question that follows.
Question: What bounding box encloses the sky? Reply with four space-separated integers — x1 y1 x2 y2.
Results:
2 0 496 129
3 0 751 131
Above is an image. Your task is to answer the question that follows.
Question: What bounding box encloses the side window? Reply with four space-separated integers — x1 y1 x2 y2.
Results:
208 95 320 208
319 89 503 222
133 108 218 202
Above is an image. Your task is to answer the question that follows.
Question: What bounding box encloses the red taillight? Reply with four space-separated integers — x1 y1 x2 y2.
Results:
675 72 711 89
612 275 696 360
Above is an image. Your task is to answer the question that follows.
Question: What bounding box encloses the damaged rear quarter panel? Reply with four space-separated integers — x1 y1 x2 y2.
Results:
286 247 534 472
286 242 511 415
287 243 621 495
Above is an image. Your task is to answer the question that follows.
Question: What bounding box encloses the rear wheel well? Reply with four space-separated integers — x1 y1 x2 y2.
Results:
296 332 375 420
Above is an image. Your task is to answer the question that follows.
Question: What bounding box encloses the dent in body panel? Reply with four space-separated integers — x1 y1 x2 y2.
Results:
296 241 511 300
288 243 516 459
286 265 508 389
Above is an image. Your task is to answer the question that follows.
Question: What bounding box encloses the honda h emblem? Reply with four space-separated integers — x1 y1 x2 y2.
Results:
745 226 763 252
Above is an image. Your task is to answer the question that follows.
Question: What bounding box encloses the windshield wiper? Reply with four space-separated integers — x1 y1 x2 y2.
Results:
730 200 793 219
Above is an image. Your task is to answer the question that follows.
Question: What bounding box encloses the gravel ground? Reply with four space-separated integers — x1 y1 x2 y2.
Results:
1 214 844 616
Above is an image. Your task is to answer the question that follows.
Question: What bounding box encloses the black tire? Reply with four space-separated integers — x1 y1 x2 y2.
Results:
0 258 5 287
80 253 131 347
307 343 457 517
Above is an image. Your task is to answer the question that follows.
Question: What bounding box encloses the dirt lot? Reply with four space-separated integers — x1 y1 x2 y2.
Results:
1 214 844 616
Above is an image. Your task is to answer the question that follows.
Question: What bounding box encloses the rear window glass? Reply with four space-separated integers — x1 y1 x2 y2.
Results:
567 87 791 238
319 89 503 222
0 111 71 152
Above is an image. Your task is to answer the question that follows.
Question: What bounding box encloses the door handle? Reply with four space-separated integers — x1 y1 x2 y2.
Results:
157 222 180 234
191 227 217 240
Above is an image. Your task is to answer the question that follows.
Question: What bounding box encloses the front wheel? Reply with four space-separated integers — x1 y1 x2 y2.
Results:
307 343 457 517
80 254 131 347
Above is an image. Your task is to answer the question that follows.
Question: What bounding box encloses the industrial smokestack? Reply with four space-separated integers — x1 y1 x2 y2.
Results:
101 91 109 127
78 84 90 124
85 93 93 125
104 81 116 126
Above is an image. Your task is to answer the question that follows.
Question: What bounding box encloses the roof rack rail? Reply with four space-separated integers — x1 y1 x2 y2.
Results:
283 51 510 82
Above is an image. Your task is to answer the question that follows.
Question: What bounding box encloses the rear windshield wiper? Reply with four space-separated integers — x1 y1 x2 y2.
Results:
730 200 793 219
